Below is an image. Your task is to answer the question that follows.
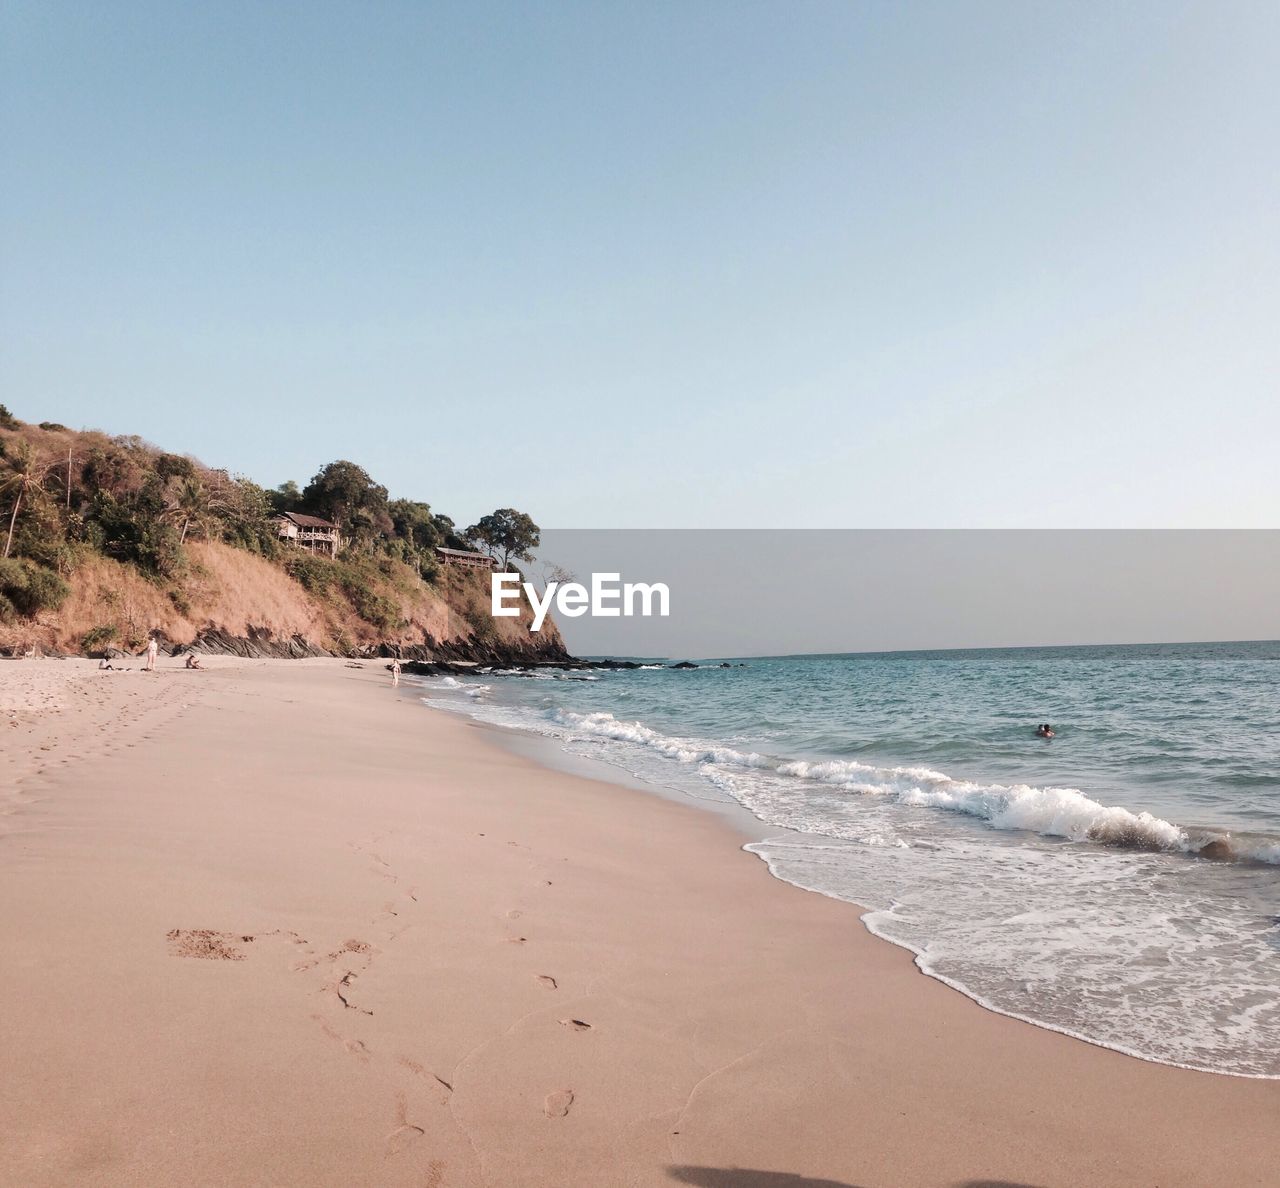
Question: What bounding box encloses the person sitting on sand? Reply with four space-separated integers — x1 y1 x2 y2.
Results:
185 653 204 670
1036 723 1055 738
98 657 114 671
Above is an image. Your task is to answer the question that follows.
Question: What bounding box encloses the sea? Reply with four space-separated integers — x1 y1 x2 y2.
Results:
417 640 1280 1079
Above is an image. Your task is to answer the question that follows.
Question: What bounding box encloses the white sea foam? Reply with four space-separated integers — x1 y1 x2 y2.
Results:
552 709 772 769
435 701 1279 867
552 711 1226 859
746 833 1280 1079
776 757 1190 851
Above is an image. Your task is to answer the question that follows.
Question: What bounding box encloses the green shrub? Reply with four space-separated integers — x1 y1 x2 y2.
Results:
0 558 71 620
285 552 335 596
91 490 184 578
0 404 19 430
82 624 118 651
340 576 399 633
283 551 403 633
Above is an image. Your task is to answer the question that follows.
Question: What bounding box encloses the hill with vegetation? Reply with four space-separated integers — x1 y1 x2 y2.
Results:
0 405 567 662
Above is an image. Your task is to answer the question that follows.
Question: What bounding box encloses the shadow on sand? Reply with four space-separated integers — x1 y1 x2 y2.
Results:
954 1183 1047 1188
668 1170 1046 1188
668 1171 863 1188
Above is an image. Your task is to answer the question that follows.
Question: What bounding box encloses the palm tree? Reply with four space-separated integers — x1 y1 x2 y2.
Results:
163 475 230 544
1 442 54 559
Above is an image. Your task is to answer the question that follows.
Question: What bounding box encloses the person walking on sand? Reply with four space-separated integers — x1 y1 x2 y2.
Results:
391 659 402 686
144 636 158 672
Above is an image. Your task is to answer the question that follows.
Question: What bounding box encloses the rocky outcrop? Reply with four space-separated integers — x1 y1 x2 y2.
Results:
173 623 574 666
185 627 332 659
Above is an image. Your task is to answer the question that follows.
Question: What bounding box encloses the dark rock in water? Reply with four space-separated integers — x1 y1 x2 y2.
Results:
670 661 699 669
1197 839 1234 861
719 662 731 668
369 632 574 669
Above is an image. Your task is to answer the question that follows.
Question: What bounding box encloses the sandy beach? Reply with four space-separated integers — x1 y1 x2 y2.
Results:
1 658 1276 1187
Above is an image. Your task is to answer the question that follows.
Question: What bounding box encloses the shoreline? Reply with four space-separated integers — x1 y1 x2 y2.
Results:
2 658 1277 1185
423 686 1280 1084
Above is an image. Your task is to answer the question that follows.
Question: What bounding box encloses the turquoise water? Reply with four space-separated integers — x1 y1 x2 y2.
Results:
421 641 1280 1077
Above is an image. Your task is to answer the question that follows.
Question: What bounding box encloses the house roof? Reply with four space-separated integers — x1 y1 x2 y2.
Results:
276 511 337 530
435 546 495 563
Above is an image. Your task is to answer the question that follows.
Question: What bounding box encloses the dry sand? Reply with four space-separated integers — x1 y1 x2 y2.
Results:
0 658 1276 1187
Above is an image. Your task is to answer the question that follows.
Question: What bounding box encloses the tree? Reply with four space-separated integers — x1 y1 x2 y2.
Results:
539 561 577 593
161 474 228 544
431 513 467 551
1 441 55 559
301 461 391 547
464 508 540 571
221 478 280 555
154 453 195 483
268 480 302 514
388 499 438 551
91 486 184 578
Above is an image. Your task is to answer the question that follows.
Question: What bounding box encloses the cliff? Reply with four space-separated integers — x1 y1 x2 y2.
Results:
0 412 569 663
30 540 569 662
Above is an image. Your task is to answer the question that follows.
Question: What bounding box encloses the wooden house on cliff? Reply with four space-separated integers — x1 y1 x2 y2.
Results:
274 511 340 558
435 546 496 570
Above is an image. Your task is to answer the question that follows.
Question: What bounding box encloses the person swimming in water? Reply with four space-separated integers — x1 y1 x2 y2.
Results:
1035 723 1055 738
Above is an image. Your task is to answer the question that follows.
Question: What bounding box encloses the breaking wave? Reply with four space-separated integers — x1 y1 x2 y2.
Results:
552 710 1279 865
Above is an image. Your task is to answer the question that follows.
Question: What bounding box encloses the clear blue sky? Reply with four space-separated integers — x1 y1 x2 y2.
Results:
3 2 1277 529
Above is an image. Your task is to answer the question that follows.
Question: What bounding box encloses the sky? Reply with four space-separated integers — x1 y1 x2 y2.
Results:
3 2 1278 531
534 531 1280 656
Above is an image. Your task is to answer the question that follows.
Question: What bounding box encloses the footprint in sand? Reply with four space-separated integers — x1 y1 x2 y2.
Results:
311 1014 371 1062
559 1018 591 1031
385 1122 425 1157
166 929 253 960
386 1092 427 1157
335 970 373 1015
336 938 374 956
544 1089 575 1118
536 975 558 990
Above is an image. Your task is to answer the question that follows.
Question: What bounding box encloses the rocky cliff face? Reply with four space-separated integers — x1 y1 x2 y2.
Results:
6 540 571 663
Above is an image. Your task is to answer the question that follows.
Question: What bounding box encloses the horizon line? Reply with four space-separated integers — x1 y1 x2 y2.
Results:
582 637 1280 664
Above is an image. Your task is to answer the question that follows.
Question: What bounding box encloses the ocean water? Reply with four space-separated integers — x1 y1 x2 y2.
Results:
418 641 1280 1078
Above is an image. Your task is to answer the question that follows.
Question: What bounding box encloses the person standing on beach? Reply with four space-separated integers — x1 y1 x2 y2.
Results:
144 636 158 672
391 659 402 686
